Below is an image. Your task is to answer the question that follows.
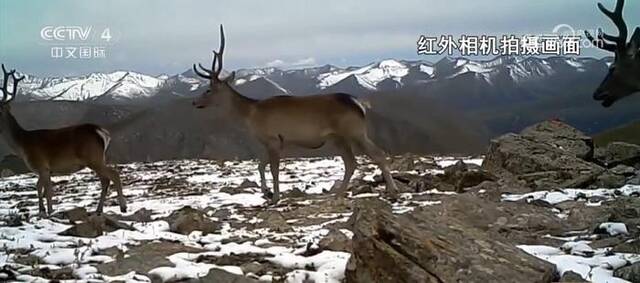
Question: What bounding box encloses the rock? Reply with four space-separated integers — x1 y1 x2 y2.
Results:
610 165 637 176
52 207 89 223
627 172 640 185
28 266 75 281
595 142 640 167
98 241 204 278
439 160 497 192
256 211 291 233
454 170 498 192
318 228 352 253
351 185 374 196
443 160 468 175
520 120 594 160
118 208 153 223
559 271 588 282
164 206 220 235
185 268 258 283
241 262 264 275
607 198 640 231
613 239 640 253
593 171 627 188
614 262 640 283
60 215 133 238
284 187 307 198
483 130 605 190
388 154 439 172
346 198 556 283
0 266 17 282
238 179 259 189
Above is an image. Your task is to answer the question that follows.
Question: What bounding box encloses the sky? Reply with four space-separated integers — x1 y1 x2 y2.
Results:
0 0 638 76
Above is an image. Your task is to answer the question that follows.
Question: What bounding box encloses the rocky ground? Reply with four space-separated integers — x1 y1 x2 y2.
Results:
1 120 640 282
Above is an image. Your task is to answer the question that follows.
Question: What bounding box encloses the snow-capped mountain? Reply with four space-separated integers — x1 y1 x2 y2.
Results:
227 55 607 96
4 55 610 103
317 59 410 90
13 71 165 102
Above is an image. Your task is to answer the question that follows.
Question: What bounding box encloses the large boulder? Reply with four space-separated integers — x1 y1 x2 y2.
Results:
594 142 640 167
614 261 640 283
345 198 556 283
163 206 220 235
483 121 605 190
440 160 497 192
520 120 594 160
60 214 133 238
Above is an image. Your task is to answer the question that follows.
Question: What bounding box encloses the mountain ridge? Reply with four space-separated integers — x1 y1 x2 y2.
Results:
5 55 612 103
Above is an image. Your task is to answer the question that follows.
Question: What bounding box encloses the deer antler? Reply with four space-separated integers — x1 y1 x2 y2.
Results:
585 0 629 55
0 64 24 104
193 25 226 81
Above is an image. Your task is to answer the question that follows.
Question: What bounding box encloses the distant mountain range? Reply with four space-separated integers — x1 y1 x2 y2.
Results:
3 55 640 166
11 55 611 103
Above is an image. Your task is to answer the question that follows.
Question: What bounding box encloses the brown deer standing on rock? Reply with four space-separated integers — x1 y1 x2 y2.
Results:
0 64 126 216
585 0 640 107
192 25 398 203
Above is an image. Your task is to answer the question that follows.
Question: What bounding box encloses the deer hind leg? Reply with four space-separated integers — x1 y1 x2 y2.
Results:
35 175 47 217
95 176 110 215
262 140 282 204
335 139 357 198
91 164 127 214
355 135 398 198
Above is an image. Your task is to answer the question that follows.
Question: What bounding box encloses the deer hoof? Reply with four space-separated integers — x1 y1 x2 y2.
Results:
384 190 399 202
262 190 274 200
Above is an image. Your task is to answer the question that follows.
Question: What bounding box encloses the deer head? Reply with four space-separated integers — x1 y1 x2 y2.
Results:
192 25 236 109
0 64 24 108
0 64 24 119
585 0 640 107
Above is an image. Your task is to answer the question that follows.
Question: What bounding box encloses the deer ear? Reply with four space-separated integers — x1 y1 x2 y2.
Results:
629 27 640 59
225 71 236 83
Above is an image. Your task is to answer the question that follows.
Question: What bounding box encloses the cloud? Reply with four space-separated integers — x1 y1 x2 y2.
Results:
265 59 286 68
264 57 317 69
4 0 637 76
291 57 316 67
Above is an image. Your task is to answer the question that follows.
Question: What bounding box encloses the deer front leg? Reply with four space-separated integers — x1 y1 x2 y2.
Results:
258 158 272 199
41 173 54 216
35 176 47 217
267 147 281 204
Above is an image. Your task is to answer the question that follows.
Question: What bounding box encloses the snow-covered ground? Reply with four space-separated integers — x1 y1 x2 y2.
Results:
504 187 640 282
2 155 639 282
0 156 464 282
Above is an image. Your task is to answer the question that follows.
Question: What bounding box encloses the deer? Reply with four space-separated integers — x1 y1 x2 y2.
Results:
585 0 640 107
0 64 126 216
192 25 399 203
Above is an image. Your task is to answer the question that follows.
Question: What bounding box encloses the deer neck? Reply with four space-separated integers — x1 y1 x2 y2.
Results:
224 87 256 120
1 110 27 153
